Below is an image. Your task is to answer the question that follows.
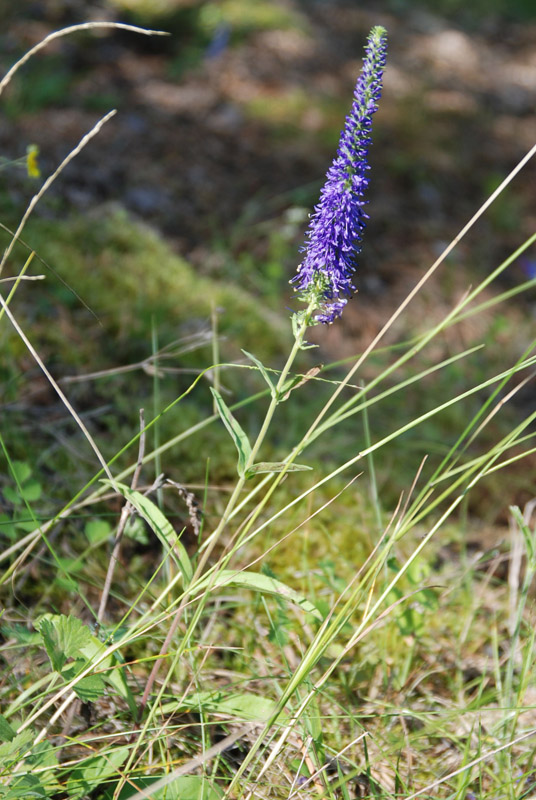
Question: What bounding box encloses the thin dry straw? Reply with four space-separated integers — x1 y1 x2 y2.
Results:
0 287 116 484
0 109 116 277
0 23 167 488
0 22 168 97
0 112 119 482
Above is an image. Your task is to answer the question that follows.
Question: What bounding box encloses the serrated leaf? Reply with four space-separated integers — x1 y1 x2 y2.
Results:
101 481 192 584
37 614 93 672
242 350 276 397
66 746 129 800
195 569 321 619
210 387 252 477
37 614 136 716
0 730 33 762
0 715 15 743
246 461 312 478
85 519 112 544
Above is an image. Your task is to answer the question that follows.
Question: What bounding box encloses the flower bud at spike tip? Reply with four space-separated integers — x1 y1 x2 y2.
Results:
292 26 387 324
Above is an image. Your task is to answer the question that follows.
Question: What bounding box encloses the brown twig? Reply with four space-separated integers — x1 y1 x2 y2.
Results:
96 409 146 628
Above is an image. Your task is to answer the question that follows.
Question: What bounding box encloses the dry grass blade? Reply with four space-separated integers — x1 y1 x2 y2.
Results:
0 294 115 483
0 22 169 97
0 109 116 277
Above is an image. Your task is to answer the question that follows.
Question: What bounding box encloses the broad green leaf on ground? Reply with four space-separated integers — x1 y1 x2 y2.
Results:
108 774 223 800
84 518 112 544
4 462 42 504
6 741 62 797
0 624 40 645
161 691 278 722
194 570 321 619
101 480 192 584
210 387 252 477
66 747 129 800
0 715 15 742
8 461 32 485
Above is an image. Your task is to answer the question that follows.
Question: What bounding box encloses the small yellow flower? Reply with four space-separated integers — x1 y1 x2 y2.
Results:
26 144 40 179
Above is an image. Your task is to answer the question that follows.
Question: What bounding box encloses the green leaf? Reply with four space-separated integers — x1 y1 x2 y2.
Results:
36 614 137 717
123 515 149 544
242 350 276 397
108 774 223 800
10 461 32 485
3 487 20 505
195 570 321 619
37 614 92 672
2 773 47 799
0 624 41 645
18 479 41 503
245 461 312 478
0 715 15 743
84 518 112 544
62 660 106 702
0 730 34 763
210 387 252 477
161 691 277 722
101 481 192 584
66 746 129 800
78 634 137 717
0 513 16 539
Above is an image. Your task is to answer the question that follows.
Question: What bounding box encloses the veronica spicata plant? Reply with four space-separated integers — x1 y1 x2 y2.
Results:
293 25 387 326
139 26 389 711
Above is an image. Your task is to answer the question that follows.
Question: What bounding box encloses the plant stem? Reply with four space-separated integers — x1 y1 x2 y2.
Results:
138 302 315 714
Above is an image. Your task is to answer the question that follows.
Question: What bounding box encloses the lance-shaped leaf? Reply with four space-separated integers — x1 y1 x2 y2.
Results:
242 350 276 398
210 387 252 477
245 461 312 479
194 569 321 619
102 480 192 585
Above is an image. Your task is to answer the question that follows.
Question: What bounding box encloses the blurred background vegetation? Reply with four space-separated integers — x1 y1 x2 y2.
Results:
0 0 535 521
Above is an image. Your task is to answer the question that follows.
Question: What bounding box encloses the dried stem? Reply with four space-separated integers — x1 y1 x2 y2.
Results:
97 409 146 627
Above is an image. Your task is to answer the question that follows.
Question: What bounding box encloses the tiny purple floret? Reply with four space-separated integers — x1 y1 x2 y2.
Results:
293 26 387 323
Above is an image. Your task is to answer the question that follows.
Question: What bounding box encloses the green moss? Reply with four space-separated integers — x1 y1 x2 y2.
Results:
1 207 292 493
12 206 290 366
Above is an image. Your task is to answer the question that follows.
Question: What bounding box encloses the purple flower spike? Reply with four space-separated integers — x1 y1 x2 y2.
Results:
293 26 387 324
